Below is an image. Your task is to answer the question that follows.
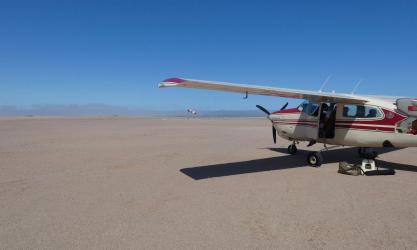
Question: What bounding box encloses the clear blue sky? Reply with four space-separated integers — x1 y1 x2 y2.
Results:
1 0 417 111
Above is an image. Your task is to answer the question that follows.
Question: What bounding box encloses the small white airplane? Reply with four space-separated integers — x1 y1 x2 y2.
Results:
159 77 417 171
187 108 197 115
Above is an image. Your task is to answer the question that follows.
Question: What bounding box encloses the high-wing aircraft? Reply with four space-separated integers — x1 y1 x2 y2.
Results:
159 77 417 171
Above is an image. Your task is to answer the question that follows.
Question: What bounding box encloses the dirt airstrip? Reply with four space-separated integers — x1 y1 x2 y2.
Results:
1 117 417 249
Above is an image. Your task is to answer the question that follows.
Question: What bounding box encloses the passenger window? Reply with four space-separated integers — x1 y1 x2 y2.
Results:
342 105 382 118
343 105 357 117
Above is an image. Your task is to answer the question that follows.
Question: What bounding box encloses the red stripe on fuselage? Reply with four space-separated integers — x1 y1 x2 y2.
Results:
273 121 318 127
271 108 300 114
275 122 395 132
276 122 395 132
272 119 316 123
273 108 406 127
335 124 395 132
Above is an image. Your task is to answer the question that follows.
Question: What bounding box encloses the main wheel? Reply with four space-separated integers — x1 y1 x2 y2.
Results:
287 144 298 155
307 152 323 167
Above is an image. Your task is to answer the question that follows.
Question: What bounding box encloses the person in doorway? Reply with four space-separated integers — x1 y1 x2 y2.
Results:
319 103 329 138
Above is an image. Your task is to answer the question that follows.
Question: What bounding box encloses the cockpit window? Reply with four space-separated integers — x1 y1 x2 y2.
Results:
298 103 307 112
298 102 319 116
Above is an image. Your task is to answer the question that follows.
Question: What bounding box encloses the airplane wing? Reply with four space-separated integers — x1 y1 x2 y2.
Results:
159 78 368 104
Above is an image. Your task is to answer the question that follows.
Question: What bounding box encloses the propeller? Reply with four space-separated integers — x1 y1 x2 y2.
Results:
256 102 289 144
255 105 270 115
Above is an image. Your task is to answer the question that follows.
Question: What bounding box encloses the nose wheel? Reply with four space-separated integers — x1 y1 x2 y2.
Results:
307 152 323 167
287 144 298 154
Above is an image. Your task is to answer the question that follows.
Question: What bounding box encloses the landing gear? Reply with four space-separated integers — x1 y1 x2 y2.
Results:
307 152 323 167
306 144 339 167
287 144 298 154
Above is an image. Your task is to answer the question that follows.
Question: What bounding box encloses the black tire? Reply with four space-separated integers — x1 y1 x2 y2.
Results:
287 144 298 155
307 152 323 167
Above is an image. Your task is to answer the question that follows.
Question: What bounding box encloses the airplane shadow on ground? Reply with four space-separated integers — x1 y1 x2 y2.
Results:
180 147 417 180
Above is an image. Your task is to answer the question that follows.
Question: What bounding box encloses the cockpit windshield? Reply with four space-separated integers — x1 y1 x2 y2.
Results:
298 101 319 116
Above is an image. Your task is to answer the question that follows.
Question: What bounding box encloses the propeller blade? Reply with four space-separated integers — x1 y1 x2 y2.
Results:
280 102 289 110
272 126 276 144
256 105 270 115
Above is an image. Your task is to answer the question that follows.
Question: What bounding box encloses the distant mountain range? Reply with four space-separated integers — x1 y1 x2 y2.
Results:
0 105 263 117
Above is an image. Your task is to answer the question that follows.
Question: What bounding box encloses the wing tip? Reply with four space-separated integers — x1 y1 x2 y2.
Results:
159 77 186 88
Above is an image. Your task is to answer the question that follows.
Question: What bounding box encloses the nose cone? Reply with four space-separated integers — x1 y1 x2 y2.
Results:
268 113 277 121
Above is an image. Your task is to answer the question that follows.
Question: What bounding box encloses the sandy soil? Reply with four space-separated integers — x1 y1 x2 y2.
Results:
1 117 417 249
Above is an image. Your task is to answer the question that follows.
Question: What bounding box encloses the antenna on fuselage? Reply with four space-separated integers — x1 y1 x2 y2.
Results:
351 79 363 94
318 75 332 93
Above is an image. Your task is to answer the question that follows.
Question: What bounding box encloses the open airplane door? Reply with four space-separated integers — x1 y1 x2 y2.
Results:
318 102 337 139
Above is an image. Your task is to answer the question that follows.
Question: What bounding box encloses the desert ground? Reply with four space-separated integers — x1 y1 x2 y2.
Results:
1 117 417 249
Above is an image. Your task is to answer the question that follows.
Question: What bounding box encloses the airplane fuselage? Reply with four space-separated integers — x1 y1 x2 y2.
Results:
270 99 417 148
